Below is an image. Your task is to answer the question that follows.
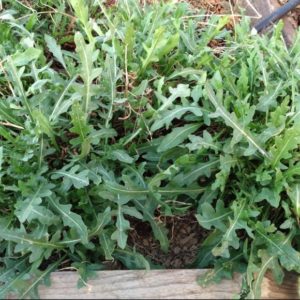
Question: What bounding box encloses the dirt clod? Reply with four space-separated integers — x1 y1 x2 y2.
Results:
128 212 207 269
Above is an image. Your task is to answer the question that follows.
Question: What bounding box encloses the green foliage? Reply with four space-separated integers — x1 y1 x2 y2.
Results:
1 0 300 298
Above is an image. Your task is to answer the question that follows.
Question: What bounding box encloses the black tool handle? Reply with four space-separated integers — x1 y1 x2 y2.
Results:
254 0 300 32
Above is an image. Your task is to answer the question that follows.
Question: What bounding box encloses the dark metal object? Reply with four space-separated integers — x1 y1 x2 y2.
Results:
254 0 300 32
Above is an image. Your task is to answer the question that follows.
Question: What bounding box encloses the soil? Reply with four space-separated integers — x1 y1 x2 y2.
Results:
184 0 230 13
128 212 208 269
278 0 300 25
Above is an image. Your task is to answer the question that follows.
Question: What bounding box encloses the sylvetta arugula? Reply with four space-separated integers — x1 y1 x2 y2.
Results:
0 0 300 299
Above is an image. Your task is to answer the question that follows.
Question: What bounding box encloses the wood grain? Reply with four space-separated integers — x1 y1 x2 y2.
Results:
261 272 299 299
30 269 299 299
37 270 242 299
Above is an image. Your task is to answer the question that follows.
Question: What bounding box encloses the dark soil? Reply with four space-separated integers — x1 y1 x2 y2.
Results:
128 212 208 269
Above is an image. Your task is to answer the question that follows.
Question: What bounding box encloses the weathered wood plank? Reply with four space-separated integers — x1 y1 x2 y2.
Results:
261 272 299 299
34 269 299 299
38 270 242 299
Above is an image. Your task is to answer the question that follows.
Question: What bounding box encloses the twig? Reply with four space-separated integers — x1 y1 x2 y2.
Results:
0 121 24 130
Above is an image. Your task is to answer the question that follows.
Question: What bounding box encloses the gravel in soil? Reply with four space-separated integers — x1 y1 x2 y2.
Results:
128 213 208 269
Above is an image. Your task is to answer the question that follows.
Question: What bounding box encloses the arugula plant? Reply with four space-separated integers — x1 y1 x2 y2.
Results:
0 0 300 298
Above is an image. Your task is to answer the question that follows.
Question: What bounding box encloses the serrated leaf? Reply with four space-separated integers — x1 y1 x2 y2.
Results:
111 149 134 164
99 232 115 260
89 128 117 144
206 83 268 157
151 105 202 131
167 68 203 80
14 181 56 224
249 250 284 299
51 165 89 190
12 48 41 66
196 200 232 231
157 124 200 152
48 197 88 244
74 32 99 113
157 84 191 113
141 27 178 72
174 159 219 185
45 34 68 71
256 224 300 272
212 200 248 258
270 125 300 168
114 249 150 270
50 76 78 122
70 102 91 156
255 187 281 208
32 109 57 147
111 204 131 249
186 131 219 152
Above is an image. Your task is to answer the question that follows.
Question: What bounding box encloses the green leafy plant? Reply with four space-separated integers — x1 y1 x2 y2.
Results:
1 0 300 299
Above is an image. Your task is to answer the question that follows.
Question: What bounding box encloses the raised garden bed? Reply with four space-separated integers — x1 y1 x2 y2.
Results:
8 270 299 299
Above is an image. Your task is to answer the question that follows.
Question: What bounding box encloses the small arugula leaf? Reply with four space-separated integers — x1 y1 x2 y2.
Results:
74 32 101 114
151 105 202 131
100 231 116 260
110 149 135 164
49 76 78 122
212 200 251 258
196 200 232 232
70 102 92 157
45 34 68 72
255 187 281 208
206 82 268 157
140 27 179 73
48 196 88 244
51 165 89 191
157 124 200 152
174 159 219 186
32 109 58 148
11 48 41 67
270 125 300 168
156 84 191 113
111 204 131 249
14 179 57 224
186 131 219 152
212 155 237 192
114 249 151 270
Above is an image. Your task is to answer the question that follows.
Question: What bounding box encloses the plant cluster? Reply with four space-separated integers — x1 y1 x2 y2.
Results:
0 0 300 298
